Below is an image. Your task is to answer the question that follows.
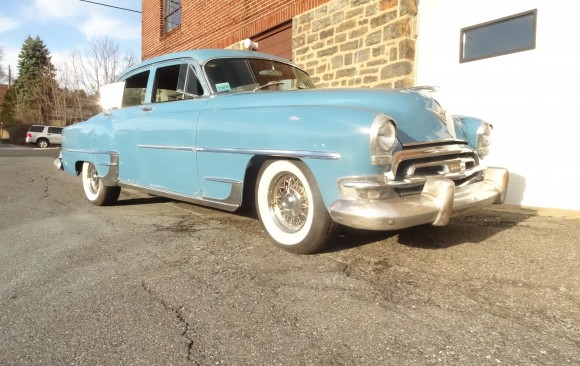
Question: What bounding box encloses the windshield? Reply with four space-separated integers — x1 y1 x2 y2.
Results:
204 58 315 93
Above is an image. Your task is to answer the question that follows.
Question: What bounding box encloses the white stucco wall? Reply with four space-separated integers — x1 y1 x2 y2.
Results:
416 0 580 210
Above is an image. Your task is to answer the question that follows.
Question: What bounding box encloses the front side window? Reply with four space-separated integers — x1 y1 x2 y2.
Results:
204 58 314 93
460 9 537 63
122 71 150 107
152 63 203 102
164 0 181 33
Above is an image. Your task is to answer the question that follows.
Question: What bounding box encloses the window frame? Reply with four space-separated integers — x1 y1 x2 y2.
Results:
459 9 537 63
151 62 204 103
164 0 182 34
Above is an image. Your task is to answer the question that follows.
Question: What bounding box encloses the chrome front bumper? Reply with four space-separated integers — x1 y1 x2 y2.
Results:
328 167 509 231
53 151 63 171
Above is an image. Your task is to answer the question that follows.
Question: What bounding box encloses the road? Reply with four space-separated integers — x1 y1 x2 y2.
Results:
1 145 579 365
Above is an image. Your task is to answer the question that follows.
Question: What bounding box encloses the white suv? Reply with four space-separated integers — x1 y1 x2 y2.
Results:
25 125 63 148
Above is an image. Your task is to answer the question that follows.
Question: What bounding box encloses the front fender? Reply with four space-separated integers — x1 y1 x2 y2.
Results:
196 102 383 206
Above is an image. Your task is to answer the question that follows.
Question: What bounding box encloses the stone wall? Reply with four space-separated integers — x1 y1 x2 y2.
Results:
293 0 419 88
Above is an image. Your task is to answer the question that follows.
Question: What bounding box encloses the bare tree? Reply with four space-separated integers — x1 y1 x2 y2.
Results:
0 47 6 83
69 36 138 97
45 36 138 125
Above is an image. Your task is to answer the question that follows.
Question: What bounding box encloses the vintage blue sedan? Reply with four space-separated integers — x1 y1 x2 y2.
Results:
55 49 508 254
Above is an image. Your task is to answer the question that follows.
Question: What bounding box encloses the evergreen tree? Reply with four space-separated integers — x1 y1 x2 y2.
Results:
0 86 16 126
13 36 56 123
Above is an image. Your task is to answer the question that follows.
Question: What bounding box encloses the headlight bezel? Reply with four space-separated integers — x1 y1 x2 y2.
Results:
370 115 397 165
476 122 493 158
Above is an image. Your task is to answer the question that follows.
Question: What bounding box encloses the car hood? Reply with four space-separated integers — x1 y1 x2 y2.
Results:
213 88 466 145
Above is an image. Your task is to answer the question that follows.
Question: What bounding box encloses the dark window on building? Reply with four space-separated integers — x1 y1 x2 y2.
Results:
164 0 181 33
152 63 202 102
460 9 537 63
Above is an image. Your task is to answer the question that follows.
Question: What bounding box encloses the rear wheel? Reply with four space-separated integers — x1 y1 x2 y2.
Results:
255 160 336 254
37 139 49 148
82 162 120 206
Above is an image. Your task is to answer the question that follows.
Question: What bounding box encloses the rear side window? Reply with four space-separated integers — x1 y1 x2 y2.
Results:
122 70 150 107
29 126 44 132
47 127 63 134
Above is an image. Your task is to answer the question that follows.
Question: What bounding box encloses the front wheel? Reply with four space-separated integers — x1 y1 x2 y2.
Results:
255 160 336 254
82 162 121 206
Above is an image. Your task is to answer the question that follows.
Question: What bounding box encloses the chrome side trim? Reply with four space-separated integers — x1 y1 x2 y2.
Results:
137 145 196 151
62 149 119 186
62 148 118 155
136 145 341 160
99 153 119 186
204 176 242 184
118 181 242 212
198 147 341 160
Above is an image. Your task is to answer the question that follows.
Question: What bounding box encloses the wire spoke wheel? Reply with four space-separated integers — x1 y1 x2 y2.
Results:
256 160 336 254
270 173 309 233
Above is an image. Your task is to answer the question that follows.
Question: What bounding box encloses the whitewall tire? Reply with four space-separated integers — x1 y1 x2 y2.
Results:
82 162 121 206
256 160 336 254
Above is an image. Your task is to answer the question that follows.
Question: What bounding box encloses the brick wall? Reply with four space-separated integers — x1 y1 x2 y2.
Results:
142 0 331 61
293 0 419 88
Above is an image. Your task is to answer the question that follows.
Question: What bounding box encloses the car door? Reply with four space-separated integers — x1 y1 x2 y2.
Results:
47 127 63 145
136 61 208 197
111 69 151 185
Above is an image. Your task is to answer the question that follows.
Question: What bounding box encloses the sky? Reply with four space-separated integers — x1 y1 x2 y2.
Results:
0 0 142 78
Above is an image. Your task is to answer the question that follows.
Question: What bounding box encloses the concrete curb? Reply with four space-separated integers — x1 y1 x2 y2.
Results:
486 204 580 221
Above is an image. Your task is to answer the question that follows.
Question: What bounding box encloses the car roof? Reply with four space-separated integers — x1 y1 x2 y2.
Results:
119 49 297 80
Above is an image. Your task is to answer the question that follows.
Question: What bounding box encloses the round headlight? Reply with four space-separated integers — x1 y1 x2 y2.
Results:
477 123 493 158
377 122 396 152
370 115 397 165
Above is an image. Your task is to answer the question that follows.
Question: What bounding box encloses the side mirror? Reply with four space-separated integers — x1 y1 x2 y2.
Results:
99 81 125 112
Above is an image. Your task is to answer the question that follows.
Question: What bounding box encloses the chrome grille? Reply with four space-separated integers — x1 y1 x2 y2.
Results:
389 144 482 186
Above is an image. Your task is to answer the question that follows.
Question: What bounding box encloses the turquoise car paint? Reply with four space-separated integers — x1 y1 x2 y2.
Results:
197 95 383 206
56 49 508 253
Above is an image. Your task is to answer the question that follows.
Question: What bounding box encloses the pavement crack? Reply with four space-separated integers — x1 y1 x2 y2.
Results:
141 280 198 364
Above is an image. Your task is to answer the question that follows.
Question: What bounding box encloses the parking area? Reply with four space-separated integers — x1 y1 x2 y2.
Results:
1 152 579 365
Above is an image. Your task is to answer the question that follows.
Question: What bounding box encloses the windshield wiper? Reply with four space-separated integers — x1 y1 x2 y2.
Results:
253 81 284 92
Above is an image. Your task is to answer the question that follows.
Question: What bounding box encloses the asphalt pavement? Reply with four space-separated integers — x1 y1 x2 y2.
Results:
1 151 579 365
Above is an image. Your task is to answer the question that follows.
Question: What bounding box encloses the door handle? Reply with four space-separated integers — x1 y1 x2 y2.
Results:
142 106 153 112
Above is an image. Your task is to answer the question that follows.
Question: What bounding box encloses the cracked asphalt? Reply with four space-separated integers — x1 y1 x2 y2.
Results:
1 148 579 365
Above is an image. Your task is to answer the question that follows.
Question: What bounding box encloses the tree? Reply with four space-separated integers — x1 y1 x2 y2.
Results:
69 36 137 97
13 36 56 123
0 46 6 83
